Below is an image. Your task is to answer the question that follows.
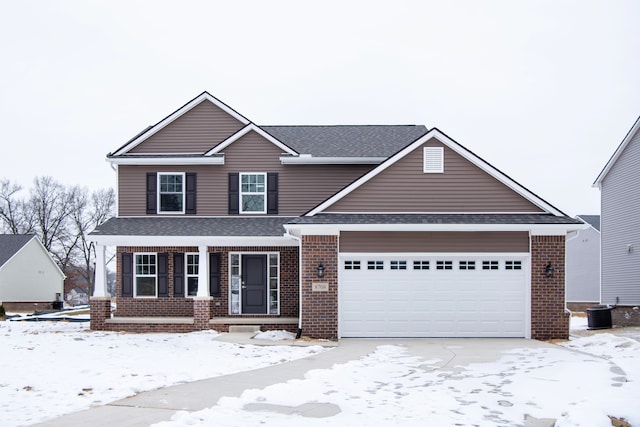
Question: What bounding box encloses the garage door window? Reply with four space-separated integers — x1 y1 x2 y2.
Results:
436 260 453 270
482 261 499 270
459 260 476 270
367 261 384 270
413 260 430 270
390 261 407 270
505 260 522 270
344 260 361 270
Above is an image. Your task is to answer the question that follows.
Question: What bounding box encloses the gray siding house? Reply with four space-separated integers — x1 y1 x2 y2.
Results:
0 234 65 312
566 215 600 311
594 115 640 325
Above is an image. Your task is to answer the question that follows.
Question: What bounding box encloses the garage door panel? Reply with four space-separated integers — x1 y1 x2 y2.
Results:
340 254 527 338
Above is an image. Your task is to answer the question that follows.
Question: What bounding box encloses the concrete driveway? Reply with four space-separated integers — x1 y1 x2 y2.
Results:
34 337 562 427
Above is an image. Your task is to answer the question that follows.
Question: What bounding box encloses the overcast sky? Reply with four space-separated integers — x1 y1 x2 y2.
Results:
1 0 638 217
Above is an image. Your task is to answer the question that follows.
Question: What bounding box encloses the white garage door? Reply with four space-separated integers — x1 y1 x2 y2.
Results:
339 254 528 338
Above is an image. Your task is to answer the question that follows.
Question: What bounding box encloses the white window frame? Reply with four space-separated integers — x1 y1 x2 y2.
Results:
239 172 267 214
423 146 444 173
134 252 157 298
185 252 199 297
158 172 186 214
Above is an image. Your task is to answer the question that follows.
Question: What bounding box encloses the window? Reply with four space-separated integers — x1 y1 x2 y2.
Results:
413 260 430 270
390 260 407 270
436 260 453 270
459 261 476 270
158 173 185 213
424 146 444 173
482 260 499 270
135 253 156 297
230 254 240 314
240 173 266 213
269 254 279 314
367 260 384 270
186 254 199 296
505 260 522 270
344 260 361 270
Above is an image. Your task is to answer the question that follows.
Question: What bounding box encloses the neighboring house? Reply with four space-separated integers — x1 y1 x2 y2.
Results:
64 267 90 306
0 234 65 312
89 92 584 340
594 115 640 326
566 215 600 311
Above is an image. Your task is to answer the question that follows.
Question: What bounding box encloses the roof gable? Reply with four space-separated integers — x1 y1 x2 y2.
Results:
111 92 251 156
205 124 298 157
594 115 640 187
0 234 34 267
308 129 567 216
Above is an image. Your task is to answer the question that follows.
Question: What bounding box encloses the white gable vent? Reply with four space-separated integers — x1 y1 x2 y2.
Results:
423 146 444 173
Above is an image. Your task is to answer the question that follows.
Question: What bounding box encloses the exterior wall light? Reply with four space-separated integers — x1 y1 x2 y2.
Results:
316 263 325 278
545 262 555 278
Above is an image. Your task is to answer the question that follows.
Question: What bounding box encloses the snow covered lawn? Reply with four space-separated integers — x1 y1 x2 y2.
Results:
1 316 640 427
0 321 324 426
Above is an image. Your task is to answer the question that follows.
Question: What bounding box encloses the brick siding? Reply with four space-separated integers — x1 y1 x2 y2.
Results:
530 235 570 340
89 297 111 330
300 235 339 340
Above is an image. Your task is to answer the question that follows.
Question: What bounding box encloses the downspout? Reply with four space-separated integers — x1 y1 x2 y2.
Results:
286 230 303 339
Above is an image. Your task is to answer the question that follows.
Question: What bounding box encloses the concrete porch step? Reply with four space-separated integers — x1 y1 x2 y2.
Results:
228 325 261 333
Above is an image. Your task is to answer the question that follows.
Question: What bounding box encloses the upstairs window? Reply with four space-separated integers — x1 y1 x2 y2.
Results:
423 147 444 173
240 173 267 213
158 173 185 213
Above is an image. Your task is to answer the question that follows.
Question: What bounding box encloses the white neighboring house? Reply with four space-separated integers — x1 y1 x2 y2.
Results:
0 234 65 312
566 215 600 310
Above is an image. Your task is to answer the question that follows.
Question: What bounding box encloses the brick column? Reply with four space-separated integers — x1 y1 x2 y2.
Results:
193 297 212 331
301 235 339 340
90 297 111 331
530 235 569 340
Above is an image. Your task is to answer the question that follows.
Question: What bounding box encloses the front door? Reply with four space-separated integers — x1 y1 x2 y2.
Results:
241 254 267 314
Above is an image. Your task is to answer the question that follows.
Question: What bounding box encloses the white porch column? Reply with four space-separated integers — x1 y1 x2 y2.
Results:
196 245 210 297
93 244 108 297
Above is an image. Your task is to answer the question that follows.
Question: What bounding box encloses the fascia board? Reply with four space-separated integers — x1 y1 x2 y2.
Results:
307 128 565 217
284 223 588 235
279 156 386 165
90 235 298 247
112 92 250 156
107 156 225 166
593 115 640 187
205 124 299 156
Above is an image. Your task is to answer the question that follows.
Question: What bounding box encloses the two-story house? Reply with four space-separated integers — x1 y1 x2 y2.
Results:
593 115 640 326
90 92 584 340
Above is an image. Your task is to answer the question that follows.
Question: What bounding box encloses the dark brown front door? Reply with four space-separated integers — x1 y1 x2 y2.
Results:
241 254 267 314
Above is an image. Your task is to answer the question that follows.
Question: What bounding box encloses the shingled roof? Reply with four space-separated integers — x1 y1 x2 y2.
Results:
0 234 35 267
261 125 429 157
91 217 296 237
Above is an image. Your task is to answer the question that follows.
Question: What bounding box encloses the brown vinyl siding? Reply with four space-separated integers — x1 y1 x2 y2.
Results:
339 231 530 253
118 130 373 216
327 138 543 213
129 100 246 154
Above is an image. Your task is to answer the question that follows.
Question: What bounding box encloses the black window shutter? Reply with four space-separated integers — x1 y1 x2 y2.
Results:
173 253 184 297
146 172 157 214
228 173 239 214
267 172 278 214
209 253 221 296
185 173 196 214
158 253 169 297
121 252 133 297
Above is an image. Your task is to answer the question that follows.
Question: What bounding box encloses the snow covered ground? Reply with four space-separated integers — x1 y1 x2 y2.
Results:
1 316 639 427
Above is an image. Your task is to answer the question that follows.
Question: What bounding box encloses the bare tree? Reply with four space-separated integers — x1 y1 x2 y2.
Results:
0 179 32 234
71 187 115 295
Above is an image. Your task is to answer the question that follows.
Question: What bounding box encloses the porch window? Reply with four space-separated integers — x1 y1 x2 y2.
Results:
186 253 199 296
135 253 157 297
230 254 240 314
240 173 266 213
158 173 185 213
269 254 279 314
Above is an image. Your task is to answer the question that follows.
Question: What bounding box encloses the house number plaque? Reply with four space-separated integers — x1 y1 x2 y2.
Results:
311 282 329 292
